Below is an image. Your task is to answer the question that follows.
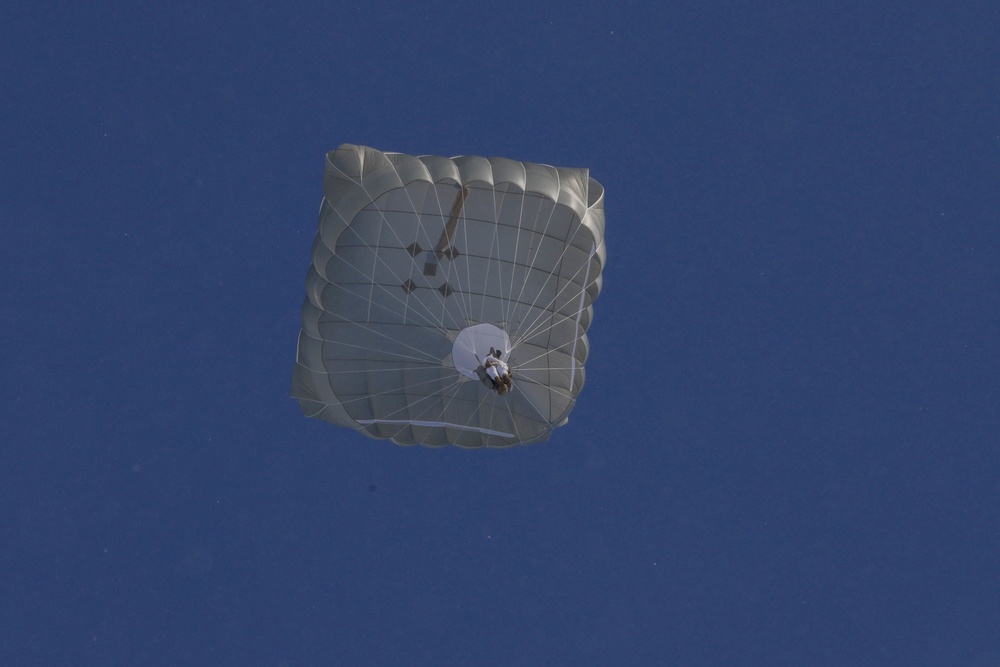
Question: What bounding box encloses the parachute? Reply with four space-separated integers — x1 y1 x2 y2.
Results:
291 144 606 448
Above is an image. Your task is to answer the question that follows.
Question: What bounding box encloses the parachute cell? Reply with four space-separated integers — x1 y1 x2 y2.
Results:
291 144 606 448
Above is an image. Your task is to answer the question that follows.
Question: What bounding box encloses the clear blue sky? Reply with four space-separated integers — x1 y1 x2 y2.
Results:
3 2 999 665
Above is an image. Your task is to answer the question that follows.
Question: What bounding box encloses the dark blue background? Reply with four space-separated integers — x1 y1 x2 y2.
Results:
3 2 999 665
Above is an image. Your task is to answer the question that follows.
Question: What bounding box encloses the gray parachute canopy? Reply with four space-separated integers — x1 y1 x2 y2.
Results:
291 144 606 448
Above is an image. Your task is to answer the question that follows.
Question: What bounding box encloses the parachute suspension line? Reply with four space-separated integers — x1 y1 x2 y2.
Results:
478 186 500 326
321 365 440 376
511 377 557 425
338 378 463 440
510 218 601 350
498 380 526 441
436 373 478 431
333 373 459 410
510 337 578 369
381 162 451 333
487 160 522 348
495 187 510 332
439 186 471 328
455 184 475 330
317 213 417 327
400 375 465 425
515 372 577 402
502 161 529 330
511 257 587 347
305 318 441 366
334 220 453 338
407 379 463 422
506 181 560 345
513 165 559 340
409 176 469 331
331 153 459 342
489 164 514 331
499 187 521 335
453 343 510 433
412 371 512 445
486 160 502 327
362 377 473 441
514 235 605 353
436 183 474 328
382 160 423 326
353 176 460 337
477 385 503 441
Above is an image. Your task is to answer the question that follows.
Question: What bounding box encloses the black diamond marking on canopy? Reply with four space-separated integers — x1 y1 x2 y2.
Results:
436 246 461 261
401 279 417 294
437 283 454 298
405 242 422 257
